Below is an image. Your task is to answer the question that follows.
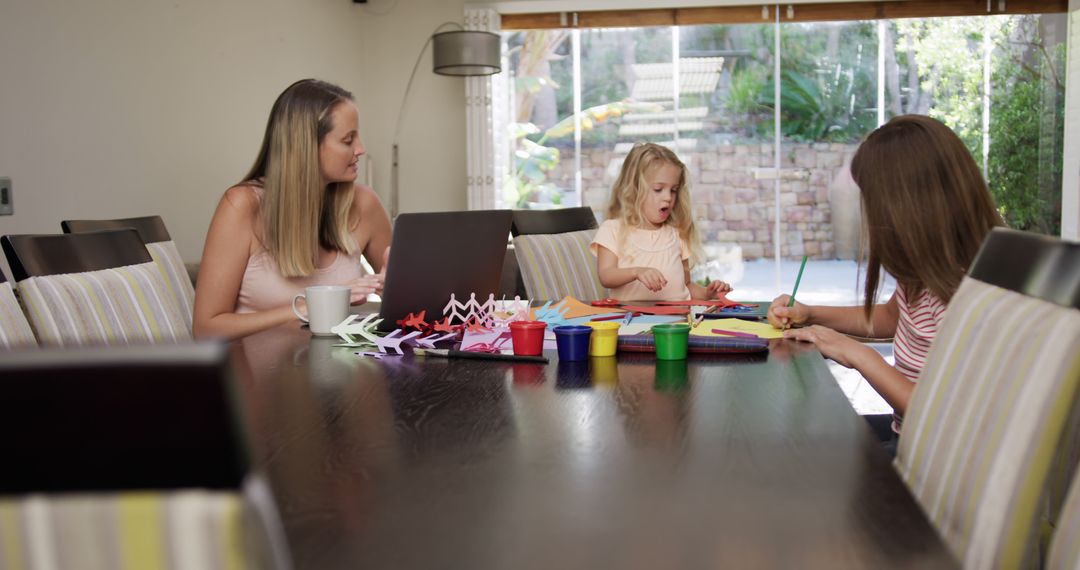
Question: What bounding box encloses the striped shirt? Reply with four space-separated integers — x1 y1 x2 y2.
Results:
892 283 948 431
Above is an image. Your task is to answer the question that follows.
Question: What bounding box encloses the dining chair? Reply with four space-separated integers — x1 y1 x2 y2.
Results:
894 228 1080 569
0 342 291 570
1 229 191 346
510 206 598 237
0 266 37 349
1046 467 1080 570
63 215 194 330
509 207 607 302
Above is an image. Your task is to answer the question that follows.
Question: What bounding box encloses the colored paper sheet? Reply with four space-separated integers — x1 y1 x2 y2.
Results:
530 296 627 320
690 318 784 339
620 305 690 316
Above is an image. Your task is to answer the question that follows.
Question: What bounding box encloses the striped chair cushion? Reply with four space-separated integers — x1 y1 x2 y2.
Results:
146 240 194 331
17 262 192 347
895 277 1080 569
0 492 248 570
0 283 36 350
1047 469 1080 570
514 229 607 303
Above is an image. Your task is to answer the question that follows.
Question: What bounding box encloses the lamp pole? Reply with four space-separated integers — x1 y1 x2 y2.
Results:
390 23 501 221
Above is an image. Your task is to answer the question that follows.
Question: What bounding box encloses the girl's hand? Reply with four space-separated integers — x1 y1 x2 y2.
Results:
767 295 810 330
783 325 872 369
635 268 667 292
706 280 733 298
344 275 383 305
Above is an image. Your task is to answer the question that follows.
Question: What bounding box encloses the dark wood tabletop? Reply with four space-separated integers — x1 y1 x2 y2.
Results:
231 322 957 570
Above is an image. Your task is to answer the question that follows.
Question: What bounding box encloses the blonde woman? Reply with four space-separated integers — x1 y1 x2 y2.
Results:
194 79 391 340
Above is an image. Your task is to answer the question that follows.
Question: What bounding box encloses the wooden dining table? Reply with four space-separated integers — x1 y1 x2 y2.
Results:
231 320 957 570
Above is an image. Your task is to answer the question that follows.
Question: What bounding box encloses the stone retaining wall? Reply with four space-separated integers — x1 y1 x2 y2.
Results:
551 142 862 260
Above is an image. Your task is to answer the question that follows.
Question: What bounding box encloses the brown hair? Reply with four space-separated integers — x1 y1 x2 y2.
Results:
606 142 702 263
850 114 1003 318
244 79 357 277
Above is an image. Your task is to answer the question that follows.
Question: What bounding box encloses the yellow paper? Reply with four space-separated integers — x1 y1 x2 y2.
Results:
690 318 784 339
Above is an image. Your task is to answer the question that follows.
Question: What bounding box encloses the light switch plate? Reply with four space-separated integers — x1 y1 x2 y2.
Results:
0 178 11 216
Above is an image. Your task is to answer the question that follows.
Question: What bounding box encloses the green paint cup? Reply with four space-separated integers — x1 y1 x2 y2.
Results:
651 323 691 360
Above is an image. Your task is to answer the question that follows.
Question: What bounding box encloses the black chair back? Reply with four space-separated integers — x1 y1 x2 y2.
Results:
1 228 151 281
0 342 251 494
510 207 598 236
62 215 172 244
969 228 1080 309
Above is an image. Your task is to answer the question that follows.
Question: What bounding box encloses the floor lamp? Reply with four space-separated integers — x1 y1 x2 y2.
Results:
391 24 501 220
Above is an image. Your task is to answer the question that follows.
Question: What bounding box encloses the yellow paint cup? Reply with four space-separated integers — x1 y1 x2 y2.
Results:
587 321 620 357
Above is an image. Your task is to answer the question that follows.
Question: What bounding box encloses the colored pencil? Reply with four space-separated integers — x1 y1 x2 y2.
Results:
591 312 637 322
711 329 759 339
788 255 808 307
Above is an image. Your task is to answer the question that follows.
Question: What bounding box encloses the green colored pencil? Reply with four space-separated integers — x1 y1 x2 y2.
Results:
788 255 808 307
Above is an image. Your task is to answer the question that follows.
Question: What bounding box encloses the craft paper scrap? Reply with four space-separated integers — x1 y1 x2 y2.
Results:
530 296 626 320
691 318 784 339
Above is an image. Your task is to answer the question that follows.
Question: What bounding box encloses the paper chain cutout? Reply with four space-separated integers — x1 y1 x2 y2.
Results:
332 292 531 360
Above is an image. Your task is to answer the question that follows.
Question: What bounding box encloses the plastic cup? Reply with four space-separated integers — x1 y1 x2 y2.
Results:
590 356 618 388
652 323 691 360
556 360 591 389
553 325 592 362
654 359 689 391
509 320 547 356
587 321 620 357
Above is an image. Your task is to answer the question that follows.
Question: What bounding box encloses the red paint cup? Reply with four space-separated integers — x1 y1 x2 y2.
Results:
509 320 547 356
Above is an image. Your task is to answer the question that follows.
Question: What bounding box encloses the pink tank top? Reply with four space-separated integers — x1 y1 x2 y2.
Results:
233 186 366 313
236 247 365 313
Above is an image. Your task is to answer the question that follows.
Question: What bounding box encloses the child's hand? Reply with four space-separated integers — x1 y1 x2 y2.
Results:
635 268 667 292
706 280 732 298
783 325 874 369
767 295 810 330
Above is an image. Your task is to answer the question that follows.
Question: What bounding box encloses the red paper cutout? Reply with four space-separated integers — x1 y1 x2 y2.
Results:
620 305 690 315
397 310 428 330
432 317 455 333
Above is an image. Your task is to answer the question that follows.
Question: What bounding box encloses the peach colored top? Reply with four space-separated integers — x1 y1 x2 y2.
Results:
590 219 691 301
236 248 364 313
234 186 365 313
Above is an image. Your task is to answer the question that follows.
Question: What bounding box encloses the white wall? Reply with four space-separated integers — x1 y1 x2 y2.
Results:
355 0 472 217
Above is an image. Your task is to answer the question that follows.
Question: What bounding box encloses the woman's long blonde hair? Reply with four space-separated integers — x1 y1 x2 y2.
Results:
244 79 357 277
851 115 1003 318
606 142 702 263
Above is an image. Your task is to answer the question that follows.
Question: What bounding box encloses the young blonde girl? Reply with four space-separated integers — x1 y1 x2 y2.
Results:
590 142 731 301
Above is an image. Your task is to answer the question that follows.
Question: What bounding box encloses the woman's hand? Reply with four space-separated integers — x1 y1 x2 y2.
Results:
706 280 733 298
635 267 668 292
344 275 383 305
767 295 811 330
783 325 873 369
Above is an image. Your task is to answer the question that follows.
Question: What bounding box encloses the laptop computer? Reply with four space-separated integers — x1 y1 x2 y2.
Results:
375 210 513 332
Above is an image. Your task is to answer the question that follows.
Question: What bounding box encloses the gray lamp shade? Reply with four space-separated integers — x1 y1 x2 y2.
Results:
432 30 501 76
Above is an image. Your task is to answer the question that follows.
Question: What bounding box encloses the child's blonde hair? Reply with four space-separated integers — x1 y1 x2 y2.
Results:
606 142 702 263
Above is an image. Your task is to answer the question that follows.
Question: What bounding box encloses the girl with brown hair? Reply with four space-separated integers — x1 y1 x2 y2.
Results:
768 115 1002 435
194 79 392 340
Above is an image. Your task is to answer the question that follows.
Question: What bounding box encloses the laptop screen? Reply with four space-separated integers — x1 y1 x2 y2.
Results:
376 210 513 332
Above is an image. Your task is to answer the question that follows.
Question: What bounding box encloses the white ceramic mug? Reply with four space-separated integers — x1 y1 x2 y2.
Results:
292 285 350 336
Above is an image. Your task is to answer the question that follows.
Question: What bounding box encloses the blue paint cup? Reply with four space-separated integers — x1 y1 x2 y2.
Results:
553 325 592 362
